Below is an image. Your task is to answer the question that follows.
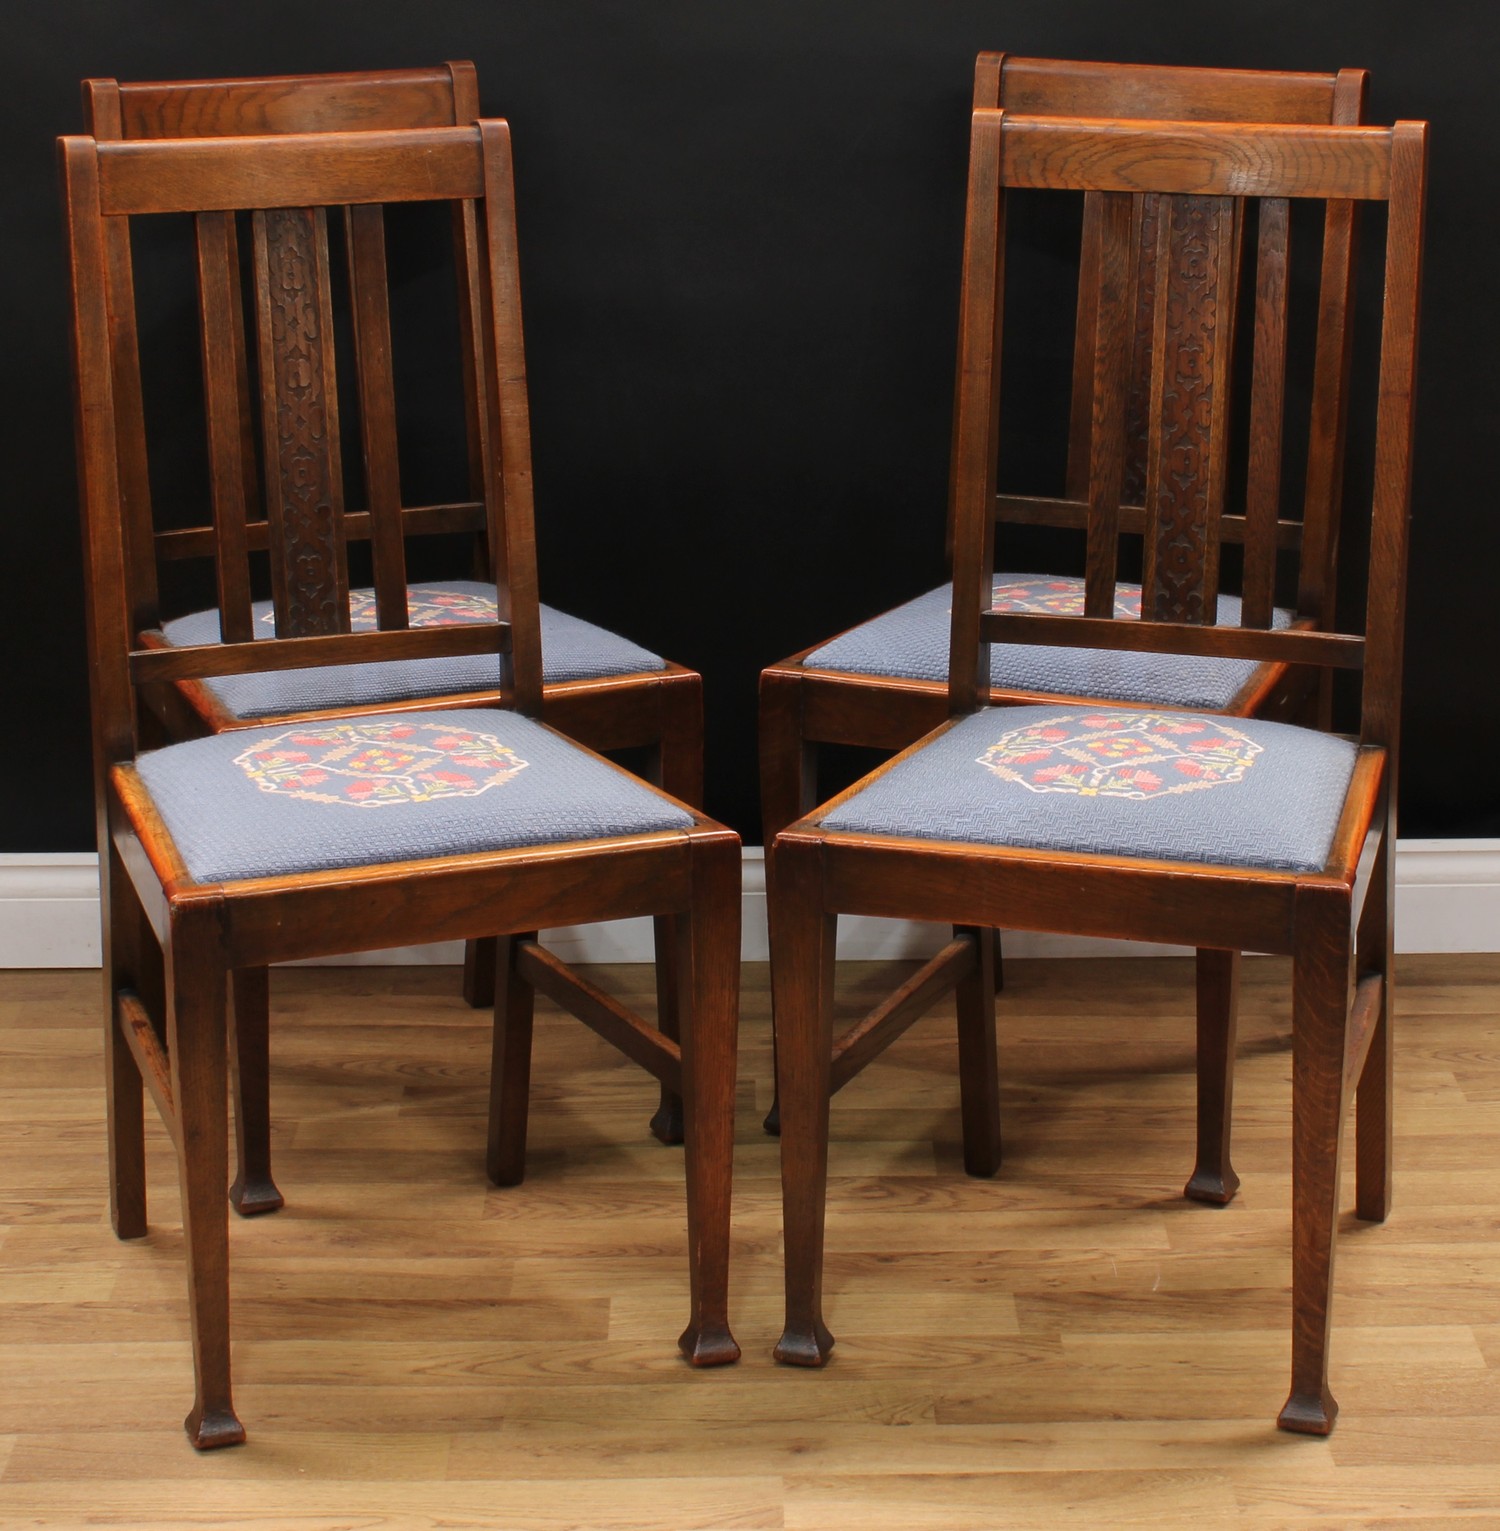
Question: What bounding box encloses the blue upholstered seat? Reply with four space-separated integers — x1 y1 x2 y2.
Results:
805 575 1295 711
819 705 1359 873
134 709 694 885
161 582 668 721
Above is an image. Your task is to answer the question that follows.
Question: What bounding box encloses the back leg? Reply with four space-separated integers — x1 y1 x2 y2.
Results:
228 967 284 1215
1186 948 1242 1205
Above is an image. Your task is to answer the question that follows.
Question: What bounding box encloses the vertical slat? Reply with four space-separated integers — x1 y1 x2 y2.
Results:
1141 194 1233 624
1241 198 1292 629
1298 68 1370 626
946 110 1005 715
252 206 349 637
344 203 408 627
477 121 544 715
1361 122 1427 751
1082 191 1135 618
946 53 1005 557
1121 191 1162 507
195 212 255 643
225 222 264 553
1065 194 1104 502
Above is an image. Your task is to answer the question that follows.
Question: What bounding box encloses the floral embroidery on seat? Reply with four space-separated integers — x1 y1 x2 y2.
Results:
257 586 499 633
943 577 1145 620
977 711 1262 800
234 720 528 807
989 576 1143 619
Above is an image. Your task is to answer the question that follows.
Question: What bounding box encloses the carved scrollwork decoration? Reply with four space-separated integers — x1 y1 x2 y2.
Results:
1143 194 1231 625
254 206 348 637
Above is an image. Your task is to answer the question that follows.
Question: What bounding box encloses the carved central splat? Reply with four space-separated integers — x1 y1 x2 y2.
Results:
253 206 349 637
1142 194 1232 625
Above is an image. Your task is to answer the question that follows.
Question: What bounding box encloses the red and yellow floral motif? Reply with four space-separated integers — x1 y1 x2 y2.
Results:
258 586 498 632
988 576 1143 619
977 711 1260 800
234 720 528 808
945 577 1145 620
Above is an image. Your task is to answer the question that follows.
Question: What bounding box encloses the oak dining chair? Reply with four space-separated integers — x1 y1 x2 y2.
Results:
81 63 703 1210
758 54 1369 1197
770 107 1426 1434
61 118 741 1446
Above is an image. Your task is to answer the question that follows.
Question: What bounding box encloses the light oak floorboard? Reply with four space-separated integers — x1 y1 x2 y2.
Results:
1 956 1498 1528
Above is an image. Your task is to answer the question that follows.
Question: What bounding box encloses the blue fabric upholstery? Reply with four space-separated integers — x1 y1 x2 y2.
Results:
135 709 694 884
161 582 668 721
819 705 1358 873
804 575 1295 711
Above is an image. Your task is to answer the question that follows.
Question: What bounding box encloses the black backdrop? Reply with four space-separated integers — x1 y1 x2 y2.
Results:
6 0 1496 851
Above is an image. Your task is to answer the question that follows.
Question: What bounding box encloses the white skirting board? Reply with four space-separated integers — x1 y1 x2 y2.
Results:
2 841 1497 967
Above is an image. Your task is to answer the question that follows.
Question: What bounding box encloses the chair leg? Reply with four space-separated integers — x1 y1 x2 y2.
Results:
642 680 703 1144
102 851 149 1243
655 673 706 809
759 671 818 1139
1278 889 1352 1436
1355 830 1395 1223
462 937 498 1010
102 843 147 1240
166 910 244 1449
486 933 536 1188
675 834 741 1366
649 915 685 1145
1186 948 1242 1205
772 836 837 1367
954 924 1002 1178
227 968 283 1216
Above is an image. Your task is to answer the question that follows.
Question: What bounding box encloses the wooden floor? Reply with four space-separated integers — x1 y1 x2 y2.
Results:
2 954 1499 1528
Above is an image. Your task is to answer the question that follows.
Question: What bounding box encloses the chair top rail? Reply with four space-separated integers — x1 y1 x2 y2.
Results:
993 114 1402 201
86 63 474 140
991 55 1353 124
74 125 488 217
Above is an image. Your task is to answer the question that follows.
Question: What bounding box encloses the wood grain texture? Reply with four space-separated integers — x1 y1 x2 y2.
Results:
4 956 1500 1524
92 127 487 215
253 205 348 638
996 116 1395 200
1141 194 1231 624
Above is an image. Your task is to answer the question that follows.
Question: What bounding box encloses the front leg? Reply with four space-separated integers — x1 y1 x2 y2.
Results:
1278 888 1353 1435
675 834 741 1366
771 836 837 1367
167 908 245 1448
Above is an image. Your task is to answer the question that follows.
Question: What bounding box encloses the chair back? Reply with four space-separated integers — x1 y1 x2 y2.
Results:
60 120 543 774
947 111 1426 756
79 65 496 641
966 54 1366 631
